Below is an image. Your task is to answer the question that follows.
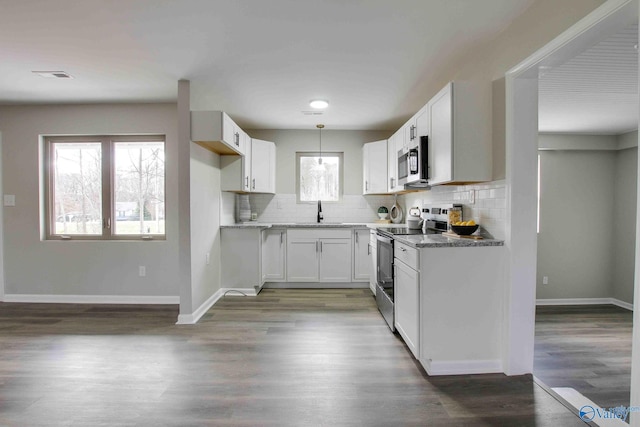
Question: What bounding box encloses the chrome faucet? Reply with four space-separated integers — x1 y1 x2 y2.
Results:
317 200 323 223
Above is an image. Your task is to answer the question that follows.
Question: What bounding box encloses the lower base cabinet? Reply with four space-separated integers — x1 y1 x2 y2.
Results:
319 238 352 282
221 228 263 291
261 228 286 281
286 229 353 283
222 227 369 288
369 230 377 295
394 258 420 358
287 238 319 281
353 228 370 282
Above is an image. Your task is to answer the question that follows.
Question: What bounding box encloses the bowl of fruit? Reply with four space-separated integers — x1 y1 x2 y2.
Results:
450 220 479 235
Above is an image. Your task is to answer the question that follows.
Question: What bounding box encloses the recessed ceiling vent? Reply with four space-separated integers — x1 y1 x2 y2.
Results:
32 71 74 79
302 111 323 116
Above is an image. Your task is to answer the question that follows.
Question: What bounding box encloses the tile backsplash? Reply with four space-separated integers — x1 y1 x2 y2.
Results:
221 193 398 224
220 179 507 240
400 180 507 240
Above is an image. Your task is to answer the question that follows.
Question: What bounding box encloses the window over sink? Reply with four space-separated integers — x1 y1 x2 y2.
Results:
296 152 343 203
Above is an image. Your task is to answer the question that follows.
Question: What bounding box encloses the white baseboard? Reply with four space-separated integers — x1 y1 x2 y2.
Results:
422 358 503 376
175 287 257 325
2 294 179 304
263 282 369 289
536 297 633 311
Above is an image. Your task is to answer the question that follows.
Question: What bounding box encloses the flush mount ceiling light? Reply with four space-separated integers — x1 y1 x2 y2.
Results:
309 100 329 109
32 71 73 79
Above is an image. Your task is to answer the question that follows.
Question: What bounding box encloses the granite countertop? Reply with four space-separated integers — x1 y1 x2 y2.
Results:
220 222 373 229
394 233 504 248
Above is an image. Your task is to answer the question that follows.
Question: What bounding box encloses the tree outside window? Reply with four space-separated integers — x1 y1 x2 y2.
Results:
45 136 165 240
296 152 343 203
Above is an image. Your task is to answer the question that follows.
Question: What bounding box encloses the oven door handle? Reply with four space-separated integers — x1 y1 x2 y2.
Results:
375 234 393 245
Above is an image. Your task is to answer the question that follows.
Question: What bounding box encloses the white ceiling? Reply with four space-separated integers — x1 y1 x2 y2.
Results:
0 0 537 130
538 22 639 135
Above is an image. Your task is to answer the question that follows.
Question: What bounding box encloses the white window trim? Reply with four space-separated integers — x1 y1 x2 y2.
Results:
43 135 166 241
295 151 344 204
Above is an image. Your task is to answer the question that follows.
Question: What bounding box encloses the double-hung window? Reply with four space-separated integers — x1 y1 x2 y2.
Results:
44 135 165 240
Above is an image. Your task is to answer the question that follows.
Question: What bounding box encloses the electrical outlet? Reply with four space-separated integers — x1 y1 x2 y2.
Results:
469 190 475 204
206 252 210 265
542 276 548 285
3 195 15 207
139 266 146 277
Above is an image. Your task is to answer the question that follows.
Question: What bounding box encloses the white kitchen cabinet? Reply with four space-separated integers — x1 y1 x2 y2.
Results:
251 139 276 193
221 138 276 194
427 82 491 185
400 105 428 153
387 129 403 193
261 228 286 281
221 228 263 291
319 238 352 282
191 111 246 155
352 229 370 282
287 238 319 282
286 229 352 283
418 245 504 376
369 230 377 295
395 257 420 359
362 140 388 195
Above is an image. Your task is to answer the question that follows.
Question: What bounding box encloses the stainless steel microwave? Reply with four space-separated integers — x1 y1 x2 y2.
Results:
398 136 429 188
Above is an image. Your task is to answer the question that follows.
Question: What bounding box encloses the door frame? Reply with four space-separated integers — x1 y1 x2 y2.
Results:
503 0 638 381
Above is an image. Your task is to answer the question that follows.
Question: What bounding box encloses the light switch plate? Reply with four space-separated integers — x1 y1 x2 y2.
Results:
3 195 15 207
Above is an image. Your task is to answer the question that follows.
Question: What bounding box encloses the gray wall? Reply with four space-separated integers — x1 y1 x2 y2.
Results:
189 144 222 311
247 129 391 195
613 144 638 304
0 104 180 298
536 132 637 304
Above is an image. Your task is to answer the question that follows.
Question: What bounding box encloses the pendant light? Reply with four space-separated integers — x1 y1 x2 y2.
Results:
317 124 324 165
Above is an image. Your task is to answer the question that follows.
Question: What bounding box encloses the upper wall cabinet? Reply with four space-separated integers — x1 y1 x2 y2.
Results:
221 138 276 194
191 111 247 156
387 129 404 193
362 140 388 195
401 105 428 152
427 82 492 185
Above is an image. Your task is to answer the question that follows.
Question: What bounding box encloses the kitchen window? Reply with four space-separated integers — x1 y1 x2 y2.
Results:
296 152 343 203
44 135 165 240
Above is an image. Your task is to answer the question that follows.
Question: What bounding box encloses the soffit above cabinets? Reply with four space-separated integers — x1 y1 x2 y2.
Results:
539 22 638 135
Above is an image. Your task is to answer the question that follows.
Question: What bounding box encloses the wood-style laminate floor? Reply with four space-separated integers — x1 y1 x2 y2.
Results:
534 305 633 410
0 289 585 426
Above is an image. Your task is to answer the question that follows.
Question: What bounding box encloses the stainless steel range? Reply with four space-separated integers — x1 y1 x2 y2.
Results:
374 204 461 331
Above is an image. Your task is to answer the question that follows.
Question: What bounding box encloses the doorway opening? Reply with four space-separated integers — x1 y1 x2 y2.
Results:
504 0 639 419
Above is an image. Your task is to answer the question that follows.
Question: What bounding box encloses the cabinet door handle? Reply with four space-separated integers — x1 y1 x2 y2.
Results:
365 181 368 191
367 243 371 255
400 247 407 252
320 241 323 252
356 232 359 243
245 176 249 188
280 231 283 245
316 241 318 252
252 179 256 190
235 132 239 146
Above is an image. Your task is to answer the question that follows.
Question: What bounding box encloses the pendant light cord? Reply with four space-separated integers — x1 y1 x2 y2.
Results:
317 124 324 164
